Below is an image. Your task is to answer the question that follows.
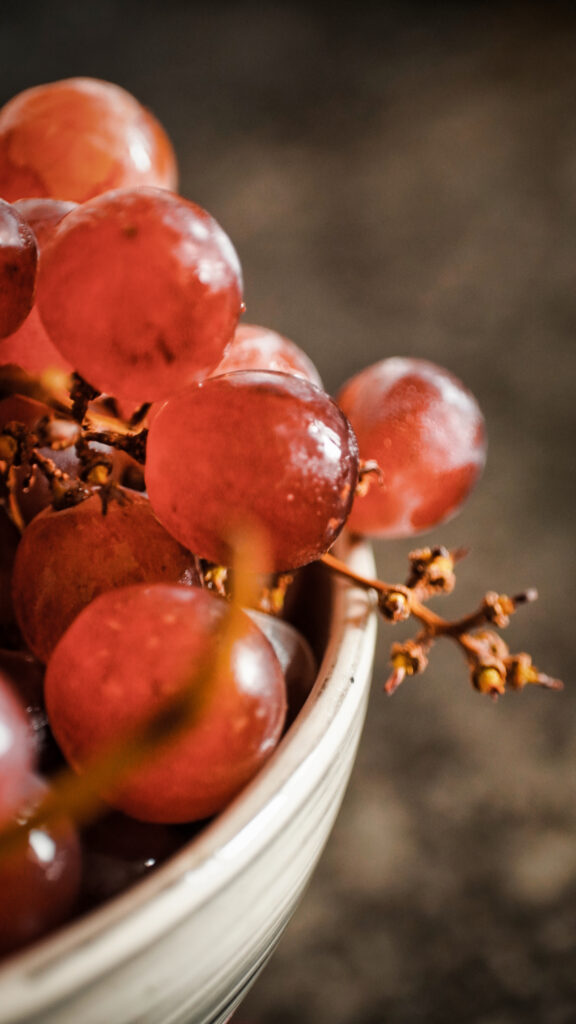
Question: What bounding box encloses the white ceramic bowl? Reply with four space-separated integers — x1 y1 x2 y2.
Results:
0 538 377 1024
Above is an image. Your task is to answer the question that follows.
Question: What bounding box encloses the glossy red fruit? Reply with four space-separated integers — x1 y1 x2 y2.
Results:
45 584 287 823
247 610 317 727
14 198 77 248
0 304 71 374
211 323 323 388
0 199 76 373
0 649 59 771
0 199 38 339
0 77 177 203
0 775 81 957
0 508 21 646
146 370 359 573
0 672 35 819
36 187 243 401
12 490 200 662
337 357 486 538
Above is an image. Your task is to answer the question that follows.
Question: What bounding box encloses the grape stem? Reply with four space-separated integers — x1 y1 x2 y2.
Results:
5 465 25 533
70 373 101 424
82 426 148 463
320 548 563 699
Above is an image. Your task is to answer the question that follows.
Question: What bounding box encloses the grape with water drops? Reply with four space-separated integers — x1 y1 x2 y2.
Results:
45 584 287 823
337 357 487 538
36 187 244 402
145 369 360 572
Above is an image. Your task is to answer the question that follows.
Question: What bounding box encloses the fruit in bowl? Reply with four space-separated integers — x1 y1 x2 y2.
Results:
0 539 377 1024
0 76 561 1023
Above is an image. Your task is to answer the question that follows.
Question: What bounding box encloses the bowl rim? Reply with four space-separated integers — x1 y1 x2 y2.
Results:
0 537 377 1017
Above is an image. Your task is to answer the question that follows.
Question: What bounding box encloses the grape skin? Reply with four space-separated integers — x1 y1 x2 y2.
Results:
12 490 201 663
211 322 324 388
14 198 78 249
0 78 177 203
247 610 317 728
146 370 360 573
45 584 287 823
36 187 244 402
0 305 71 375
0 776 81 957
0 199 76 374
0 649 60 772
0 509 20 646
0 200 38 340
338 357 487 538
0 672 35 819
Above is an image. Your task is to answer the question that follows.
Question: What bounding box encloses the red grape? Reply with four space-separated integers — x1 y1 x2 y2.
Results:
45 584 287 822
36 187 243 401
146 370 359 572
0 775 81 957
247 610 317 727
0 304 71 374
12 489 201 663
0 199 38 339
0 77 177 203
0 508 20 647
211 322 323 387
0 649 58 771
0 672 35 819
0 199 77 373
14 198 77 249
337 357 486 537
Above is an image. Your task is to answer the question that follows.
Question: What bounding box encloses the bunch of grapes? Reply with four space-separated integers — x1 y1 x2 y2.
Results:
0 77 561 959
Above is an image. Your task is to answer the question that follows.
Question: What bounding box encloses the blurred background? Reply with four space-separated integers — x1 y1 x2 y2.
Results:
1 2 575 1021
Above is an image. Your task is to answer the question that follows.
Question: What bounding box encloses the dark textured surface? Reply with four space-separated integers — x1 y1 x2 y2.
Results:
1 3 575 1021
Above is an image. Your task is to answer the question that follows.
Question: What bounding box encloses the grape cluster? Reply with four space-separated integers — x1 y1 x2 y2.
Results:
0 76 558 959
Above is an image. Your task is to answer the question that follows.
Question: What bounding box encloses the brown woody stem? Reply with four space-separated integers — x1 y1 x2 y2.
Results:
321 549 561 698
82 428 148 463
320 551 440 628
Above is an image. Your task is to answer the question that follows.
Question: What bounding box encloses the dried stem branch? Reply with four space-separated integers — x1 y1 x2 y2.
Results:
321 547 563 699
